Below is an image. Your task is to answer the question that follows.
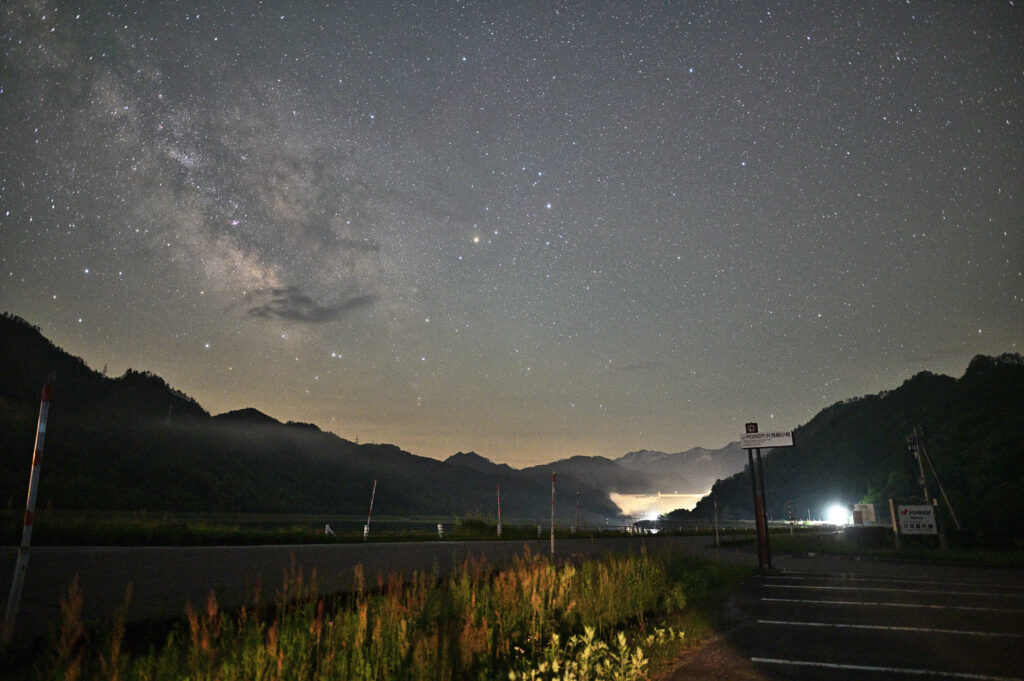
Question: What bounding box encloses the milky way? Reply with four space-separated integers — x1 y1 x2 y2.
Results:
2 2 1021 466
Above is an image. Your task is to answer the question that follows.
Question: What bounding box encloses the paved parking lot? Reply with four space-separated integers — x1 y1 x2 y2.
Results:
663 554 1024 681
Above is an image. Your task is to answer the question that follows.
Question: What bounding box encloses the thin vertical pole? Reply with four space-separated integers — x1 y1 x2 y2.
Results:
364 479 377 541
550 473 556 555
755 448 772 568
3 375 54 648
573 490 579 533
747 449 763 567
918 437 961 530
911 429 931 504
909 428 946 549
714 495 720 548
889 497 902 550
496 484 502 538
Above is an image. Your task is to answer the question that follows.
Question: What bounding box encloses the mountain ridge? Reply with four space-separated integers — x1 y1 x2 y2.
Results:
675 353 1024 534
2 312 1019 534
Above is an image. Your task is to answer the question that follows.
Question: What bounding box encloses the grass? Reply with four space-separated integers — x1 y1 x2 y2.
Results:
0 511 649 546
0 551 752 681
769 529 1024 568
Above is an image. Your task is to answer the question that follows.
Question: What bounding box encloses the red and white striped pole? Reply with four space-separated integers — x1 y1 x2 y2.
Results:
3 374 55 648
496 484 502 538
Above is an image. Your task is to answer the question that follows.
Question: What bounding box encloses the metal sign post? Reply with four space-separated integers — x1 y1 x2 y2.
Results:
740 423 794 571
746 445 764 566
755 447 771 566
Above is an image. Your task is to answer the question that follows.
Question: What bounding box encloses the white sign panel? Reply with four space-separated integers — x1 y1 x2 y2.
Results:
740 431 794 449
853 503 876 524
898 504 937 535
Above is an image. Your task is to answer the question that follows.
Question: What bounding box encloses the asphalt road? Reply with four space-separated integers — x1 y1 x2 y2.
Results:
662 553 1024 681
0 534 740 647
8 538 1021 679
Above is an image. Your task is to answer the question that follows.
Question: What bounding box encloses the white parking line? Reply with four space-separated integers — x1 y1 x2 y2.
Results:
769 574 1024 592
751 657 1022 680
766 584 1020 598
758 619 1024 638
761 597 1024 613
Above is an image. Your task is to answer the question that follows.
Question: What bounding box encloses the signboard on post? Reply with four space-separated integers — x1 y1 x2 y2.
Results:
897 504 937 535
741 431 794 449
853 503 876 525
739 422 794 571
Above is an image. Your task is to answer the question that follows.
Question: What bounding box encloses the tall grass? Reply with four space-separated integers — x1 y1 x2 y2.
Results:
0 511 641 546
7 550 744 681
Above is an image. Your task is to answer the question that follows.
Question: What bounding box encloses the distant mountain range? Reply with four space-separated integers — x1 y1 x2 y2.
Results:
2 312 1020 535
0 313 737 523
613 445 748 493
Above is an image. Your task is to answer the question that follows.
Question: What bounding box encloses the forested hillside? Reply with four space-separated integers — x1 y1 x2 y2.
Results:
679 354 1024 534
0 313 622 520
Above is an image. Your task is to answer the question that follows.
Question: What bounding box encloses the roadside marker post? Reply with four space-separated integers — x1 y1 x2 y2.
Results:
364 479 377 541
3 374 55 649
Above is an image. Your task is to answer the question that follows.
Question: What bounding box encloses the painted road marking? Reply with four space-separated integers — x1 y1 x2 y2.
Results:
765 584 1022 598
758 619 1024 638
751 657 1022 681
761 597 1024 613
768 574 1024 592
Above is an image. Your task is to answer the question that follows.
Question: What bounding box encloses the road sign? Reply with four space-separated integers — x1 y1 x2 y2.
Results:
740 431 794 448
897 504 937 535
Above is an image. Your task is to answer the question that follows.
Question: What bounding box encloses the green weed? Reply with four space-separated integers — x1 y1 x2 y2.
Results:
8 551 747 681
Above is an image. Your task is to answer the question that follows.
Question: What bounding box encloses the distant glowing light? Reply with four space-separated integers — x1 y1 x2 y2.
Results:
825 504 852 526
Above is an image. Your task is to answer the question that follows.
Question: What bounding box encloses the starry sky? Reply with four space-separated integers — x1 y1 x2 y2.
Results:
2 1 1021 470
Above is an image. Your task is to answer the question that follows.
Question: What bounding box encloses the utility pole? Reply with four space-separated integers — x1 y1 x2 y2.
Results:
907 429 931 503
907 428 946 550
550 473 556 555
496 484 502 538
713 495 720 548
917 432 962 531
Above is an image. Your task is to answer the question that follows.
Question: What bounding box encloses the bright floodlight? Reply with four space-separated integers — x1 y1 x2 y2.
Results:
825 504 852 526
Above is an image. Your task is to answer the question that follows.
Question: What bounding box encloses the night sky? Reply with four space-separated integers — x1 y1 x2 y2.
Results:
2 2 1021 468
